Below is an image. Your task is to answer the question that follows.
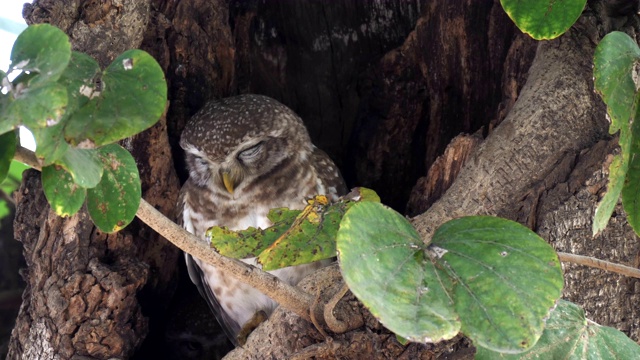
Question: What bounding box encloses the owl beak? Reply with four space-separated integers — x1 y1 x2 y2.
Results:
221 171 235 194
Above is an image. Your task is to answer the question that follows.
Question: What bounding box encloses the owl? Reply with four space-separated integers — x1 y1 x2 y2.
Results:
177 94 347 346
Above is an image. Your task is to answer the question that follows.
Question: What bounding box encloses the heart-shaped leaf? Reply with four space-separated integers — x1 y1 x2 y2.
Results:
86 144 141 233
64 50 167 147
500 0 586 40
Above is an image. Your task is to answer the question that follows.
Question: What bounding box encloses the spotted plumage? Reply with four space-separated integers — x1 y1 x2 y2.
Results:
177 94 347 346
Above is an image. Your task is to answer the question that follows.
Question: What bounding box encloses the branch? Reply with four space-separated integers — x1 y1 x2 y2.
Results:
13 145 316 323
15 146 640 321
136 199 315 322
557 252 640 279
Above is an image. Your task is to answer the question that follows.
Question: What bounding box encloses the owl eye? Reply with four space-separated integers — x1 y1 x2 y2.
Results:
238 142 263 161
194 156 208 168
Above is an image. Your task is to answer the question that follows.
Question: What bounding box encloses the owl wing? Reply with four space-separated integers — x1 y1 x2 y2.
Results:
184 253 241 346
176 186 241 347
311 146 348 200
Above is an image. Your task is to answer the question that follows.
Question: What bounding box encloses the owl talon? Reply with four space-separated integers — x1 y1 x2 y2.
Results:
237 310 268 345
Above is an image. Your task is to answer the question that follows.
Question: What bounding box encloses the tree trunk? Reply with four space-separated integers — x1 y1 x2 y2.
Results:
5 0 638 359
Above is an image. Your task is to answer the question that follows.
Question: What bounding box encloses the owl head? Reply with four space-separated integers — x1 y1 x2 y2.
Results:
180 95 314 193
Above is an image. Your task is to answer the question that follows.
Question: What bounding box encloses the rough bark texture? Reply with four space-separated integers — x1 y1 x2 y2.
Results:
411 12 609 240
8 2 182 359
225 265 474 360
537 139 640 341
406 133 483 217
6 0 640 358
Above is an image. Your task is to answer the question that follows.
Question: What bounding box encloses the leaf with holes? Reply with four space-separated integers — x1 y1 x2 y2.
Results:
0 82 67 135
258 188 381 270
64 50 167 147
10 24 71 87
208 187 380 269
593 31 640 135
208 207 301 259
86 144 141 233
257 196 335 270
500 0 586 40
41 164 86 217
57 51 101 116
476 300 640 359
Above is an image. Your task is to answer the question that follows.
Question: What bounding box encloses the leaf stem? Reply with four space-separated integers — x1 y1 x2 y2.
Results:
13 145 315 322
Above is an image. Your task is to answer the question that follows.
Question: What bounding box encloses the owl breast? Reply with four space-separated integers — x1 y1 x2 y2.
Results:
181 183 329 330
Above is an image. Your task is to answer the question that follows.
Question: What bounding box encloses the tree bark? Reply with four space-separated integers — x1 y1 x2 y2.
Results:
6 0 640 359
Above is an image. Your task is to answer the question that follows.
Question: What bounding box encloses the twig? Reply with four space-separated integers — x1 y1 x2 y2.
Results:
557 252 640 279
324 283 356 333
0 190 15 206
13 145 316 322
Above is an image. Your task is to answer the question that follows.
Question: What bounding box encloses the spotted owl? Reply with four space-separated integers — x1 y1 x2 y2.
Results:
178 94 347 346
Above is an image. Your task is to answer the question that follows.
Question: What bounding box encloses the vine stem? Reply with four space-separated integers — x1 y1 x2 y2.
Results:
12 146 640 310
557 252 640 279
13 146 316 322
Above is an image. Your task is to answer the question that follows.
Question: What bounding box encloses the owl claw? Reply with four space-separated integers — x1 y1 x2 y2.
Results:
236 310 268 346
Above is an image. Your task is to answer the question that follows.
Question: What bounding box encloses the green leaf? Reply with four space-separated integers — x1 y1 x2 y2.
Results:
58 147 103 188
86 144 141 233
476 300 640 359
208 207 301 260
258 196 345 270
41 165 86 217
337 204 563 352
592 32 640 237
593 154 625 235
0 160 28 224
433 216 563 352
10 24 71 87
64 49 167 147
0 131 17 184
500 0 586 40
622 94 640 234
337 202 461 343
0 82 68 134
0 160 28 195
31 123 70 166
593 31 640 135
